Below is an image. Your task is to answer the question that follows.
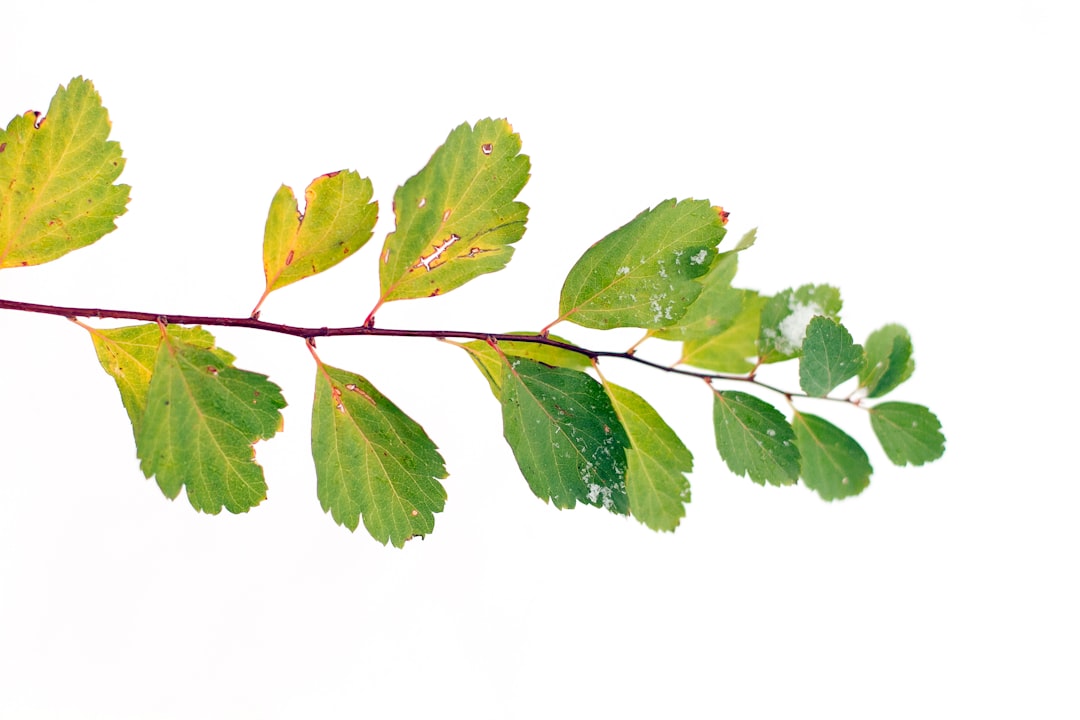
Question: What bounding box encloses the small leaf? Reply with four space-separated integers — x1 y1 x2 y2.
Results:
259 170 377 300
311 365 447 547
500 357 629 513
0 77 130 268
680 292 768 373
732 227 758 252
758 284 842 363
712 390 800 486
653 252 743 342
376 119 529 303
459 334 590 397
793 412 872 501
604 381 692 532
869 402 945 466
859 325 915 398
557 199 726 330
89 323 234 436
136 331 287 514
799 316 865 397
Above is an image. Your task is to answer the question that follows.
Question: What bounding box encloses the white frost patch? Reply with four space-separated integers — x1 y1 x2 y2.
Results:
766 428 776 437
587 483 615 510
617 266 631 276
774 298 823 354
690 249 708 265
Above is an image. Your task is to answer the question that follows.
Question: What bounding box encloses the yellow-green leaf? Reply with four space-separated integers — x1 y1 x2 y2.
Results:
257 170 377 306
680 292 768 373
0 77 129 269
135 331 287 514
89 323 234 437
556 199 726 330
458 333 590 397
376 119 529 304
604 381 692 532
311 364 447 547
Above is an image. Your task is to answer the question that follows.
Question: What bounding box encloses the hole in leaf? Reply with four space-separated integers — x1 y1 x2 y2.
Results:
481 143 493 155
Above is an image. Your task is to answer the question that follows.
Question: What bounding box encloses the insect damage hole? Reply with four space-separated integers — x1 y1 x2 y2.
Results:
481 143 493 155
414 234 460 272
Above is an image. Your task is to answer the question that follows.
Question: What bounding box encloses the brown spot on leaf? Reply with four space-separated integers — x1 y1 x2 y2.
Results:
716 207 730 225
430 288 441 297
285 250 294 266
410 509 419 517
206 366 219 376
323 170 341 178
0 143 6 153
481 143 493 155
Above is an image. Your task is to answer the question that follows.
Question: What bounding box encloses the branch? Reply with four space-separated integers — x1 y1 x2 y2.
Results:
0 297 855 404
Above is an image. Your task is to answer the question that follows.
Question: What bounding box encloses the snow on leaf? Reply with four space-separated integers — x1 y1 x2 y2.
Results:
869 402 945 466
0 77 129 269
135 331 287 514
499 357 629 514
712 390 800 487
376 119 529 303
258 170 377 302
556 199 727 330
799 316 865 397
758 285 842 363
653 251 742 342
603 381 692 532
311 365 447 547
793 412 872 501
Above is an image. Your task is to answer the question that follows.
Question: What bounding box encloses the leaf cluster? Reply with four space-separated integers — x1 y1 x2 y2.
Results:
0 78 945 546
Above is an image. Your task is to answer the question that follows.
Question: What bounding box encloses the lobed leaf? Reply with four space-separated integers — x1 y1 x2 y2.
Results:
604 381 692 532
680 292 768 373
459 334 590 397
311 365 447 547
868 402 945 466
758 284 842 363
376 119 529 303
500 357 629 513
136 331 287 514
799 316 865 397
793 412 872 500
0 76 130 268
556 199 727 330
859 324 915 398
712 390 800 486
259 170 377 302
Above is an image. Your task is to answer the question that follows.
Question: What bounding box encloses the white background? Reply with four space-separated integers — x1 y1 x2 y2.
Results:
2 1 1077 717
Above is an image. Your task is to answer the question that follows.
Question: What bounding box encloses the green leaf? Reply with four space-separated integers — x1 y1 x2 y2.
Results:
793 412 872 501
603 382 692 531
136 331 287 514
500 357 629 513
732 227 758 252
859 325 915 398
311 364 447 547
0 77 130 268
680 292 768 373
89 323 234 436
458 334 590 397
799 316 865 397
376 119 529 303
259 170 377 302
869 402 945 466
712 390 800 486
653 251 743 342
556 198 727 330
758 284 842 363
